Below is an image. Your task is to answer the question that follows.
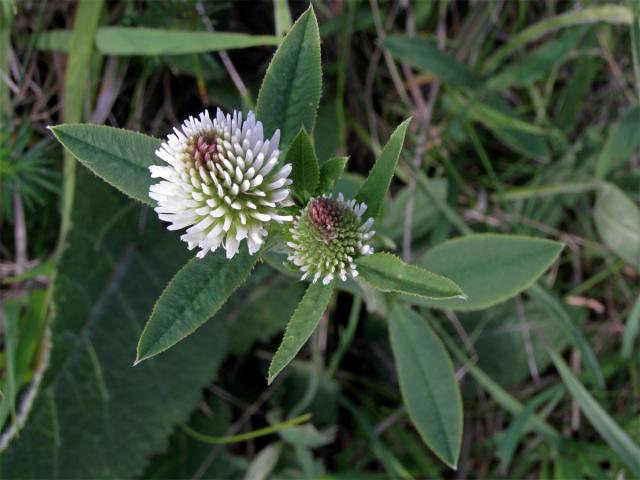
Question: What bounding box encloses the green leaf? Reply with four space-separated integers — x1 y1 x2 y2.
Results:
50 124 160 205
313 101 340 162
355 253 463 300
355 118 411 219
268 282 334 384
0 172 229 477
550 351 640 477
593 182 640 270
256 6 321 148
136 247 258 363
596 107 640 178
487 28 586 91
414 234 564 310
286 129 320 201
388 305 463 468
34 29 71 52
378 179 447 241
35 28 280 55
229 273 305 355
444 93 549 159
95 27 280 55
273 0 292 37
383 36 479 90
0 298 21 427
622 296 640 359
316 156 348 195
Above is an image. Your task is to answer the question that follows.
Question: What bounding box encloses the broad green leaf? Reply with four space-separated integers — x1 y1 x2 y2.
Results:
0 172 229 477
268 282 334 384
316 156 348 195
355 118 411 219
287 129 320 201
593 182 640 270
550 351 640 477
50 124 160 205
596 107 640 178
355 253 463 300
136 247 258 363
256 6 321 148
483 5 633 74
388 305 462 468
414 234 564 310
95 27 279 55
383 36 479 90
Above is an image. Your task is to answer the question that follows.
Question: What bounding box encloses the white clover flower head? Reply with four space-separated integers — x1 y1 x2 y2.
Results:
287 193 375 285
149 109 294 259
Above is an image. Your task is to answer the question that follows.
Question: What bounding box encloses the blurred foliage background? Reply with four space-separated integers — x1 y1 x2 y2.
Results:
0 0 639 478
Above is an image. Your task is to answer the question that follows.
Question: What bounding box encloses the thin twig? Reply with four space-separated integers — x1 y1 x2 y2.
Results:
12 190 27 275
401 1 447 261
196 2 250 107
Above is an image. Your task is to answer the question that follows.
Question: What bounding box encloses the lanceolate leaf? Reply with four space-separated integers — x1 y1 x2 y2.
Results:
355 118 411 219
550 351 640 477
256 6 321 148
596 107 640 178
0 173 229 477
355 253 463 300
50 124 160 205
34 28 281 55
136 247 258 363
268 282 334 384
286 129 320 201
95 27 280 55
388 305 463 468
412 234 564 310
316 156 348 195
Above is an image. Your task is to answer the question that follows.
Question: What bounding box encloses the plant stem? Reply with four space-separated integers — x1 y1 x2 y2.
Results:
55 0 104 260
181 413 311 445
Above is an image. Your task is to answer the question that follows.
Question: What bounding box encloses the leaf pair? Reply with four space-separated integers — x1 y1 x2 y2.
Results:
285 129 348 202
266 118 466 387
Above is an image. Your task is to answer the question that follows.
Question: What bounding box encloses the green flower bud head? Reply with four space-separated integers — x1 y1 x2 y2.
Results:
287 193 375 284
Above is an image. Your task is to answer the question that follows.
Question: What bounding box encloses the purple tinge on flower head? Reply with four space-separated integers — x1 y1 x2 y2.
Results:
148 109 294 259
